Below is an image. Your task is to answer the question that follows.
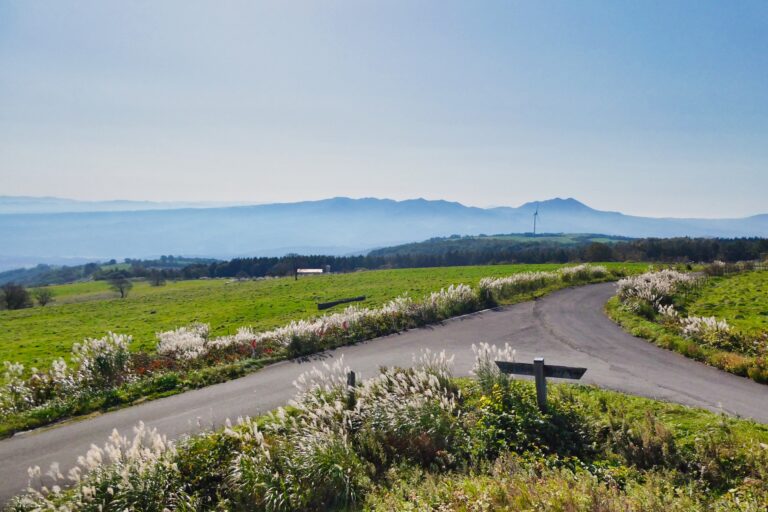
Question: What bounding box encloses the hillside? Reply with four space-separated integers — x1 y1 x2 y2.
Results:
1 196 767 270
369 233 633 257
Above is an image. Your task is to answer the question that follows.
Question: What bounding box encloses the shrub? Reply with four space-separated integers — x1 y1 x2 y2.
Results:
606 411 680 470
479 271 557 299
688 420 768 492
559 263 608 282
25 359 76 406
681 315 732 345
747 356 768 383
231 350 461 509
32 288 54 307
0 283 33 310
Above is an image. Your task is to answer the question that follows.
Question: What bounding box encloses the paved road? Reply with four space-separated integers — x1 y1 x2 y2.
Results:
2 282 767 503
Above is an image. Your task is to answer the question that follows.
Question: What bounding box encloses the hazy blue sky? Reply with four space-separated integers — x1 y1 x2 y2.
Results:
1 1 766 217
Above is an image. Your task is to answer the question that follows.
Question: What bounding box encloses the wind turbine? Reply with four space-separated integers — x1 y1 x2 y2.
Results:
532 203 539 237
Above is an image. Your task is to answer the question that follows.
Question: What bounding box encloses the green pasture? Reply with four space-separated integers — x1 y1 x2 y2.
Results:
688 270 768 335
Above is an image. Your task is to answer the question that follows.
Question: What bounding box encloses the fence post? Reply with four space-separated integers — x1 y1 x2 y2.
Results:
346 371 356 409
533 357 547 412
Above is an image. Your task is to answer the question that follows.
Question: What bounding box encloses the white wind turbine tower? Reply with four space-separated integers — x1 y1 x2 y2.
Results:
532 203 539 237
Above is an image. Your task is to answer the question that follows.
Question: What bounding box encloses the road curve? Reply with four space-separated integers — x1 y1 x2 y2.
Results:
1 282 767 503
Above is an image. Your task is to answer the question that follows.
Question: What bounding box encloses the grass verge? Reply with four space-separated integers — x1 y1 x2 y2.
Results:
605 296 766 382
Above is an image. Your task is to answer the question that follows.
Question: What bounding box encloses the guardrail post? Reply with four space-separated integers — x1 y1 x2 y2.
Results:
533 357 547 412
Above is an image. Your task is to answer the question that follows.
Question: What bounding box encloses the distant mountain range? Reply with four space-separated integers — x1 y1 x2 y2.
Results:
0 196 766 271
0 196 253 214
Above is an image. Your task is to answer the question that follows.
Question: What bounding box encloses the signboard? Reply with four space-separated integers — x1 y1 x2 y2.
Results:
494 361 586 380
495 357 587 412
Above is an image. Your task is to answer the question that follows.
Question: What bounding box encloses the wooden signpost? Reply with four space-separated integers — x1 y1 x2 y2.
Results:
495 358 587 412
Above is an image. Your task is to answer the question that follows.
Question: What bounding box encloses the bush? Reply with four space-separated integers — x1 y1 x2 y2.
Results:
606 411 680 470
32 288 54 306
469 379 594 462
688 420 768 491
747 356 768 383
0 283 32 310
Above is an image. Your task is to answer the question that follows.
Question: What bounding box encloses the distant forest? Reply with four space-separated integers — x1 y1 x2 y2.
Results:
0 256 217 287
3 235 767 287
191 236 768 279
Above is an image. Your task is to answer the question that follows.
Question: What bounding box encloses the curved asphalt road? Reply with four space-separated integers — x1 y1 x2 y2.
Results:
1 282 767 503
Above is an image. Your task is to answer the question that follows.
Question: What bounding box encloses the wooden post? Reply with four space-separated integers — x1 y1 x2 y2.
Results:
495 358 586 414
533 357 547 412
346 371 356 408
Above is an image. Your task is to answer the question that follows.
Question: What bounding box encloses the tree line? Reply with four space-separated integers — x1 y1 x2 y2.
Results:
0 256 217 287
2 237 766 308
182 236 768 279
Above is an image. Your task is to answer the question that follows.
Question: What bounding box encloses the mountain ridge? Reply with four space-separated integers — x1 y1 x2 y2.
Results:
0 196 766 270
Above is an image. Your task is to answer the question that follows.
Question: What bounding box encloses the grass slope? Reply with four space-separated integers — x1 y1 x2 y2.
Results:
368 383 768 511
687 270 768 335
1 263 647 369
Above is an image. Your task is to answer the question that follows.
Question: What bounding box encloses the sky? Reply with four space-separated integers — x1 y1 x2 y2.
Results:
1 1 766 218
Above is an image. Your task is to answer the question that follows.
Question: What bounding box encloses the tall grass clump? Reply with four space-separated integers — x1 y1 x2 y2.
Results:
479 264 609 304
0 333 132 417
228 353 458 510
12 422 185 512
470 341 516 391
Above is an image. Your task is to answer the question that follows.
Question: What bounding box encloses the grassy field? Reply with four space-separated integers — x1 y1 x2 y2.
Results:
0 263 648 369
687 269 768 335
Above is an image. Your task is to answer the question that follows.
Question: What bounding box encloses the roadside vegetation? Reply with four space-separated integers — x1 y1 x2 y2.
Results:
0 264 638 438
607 262 768 384
9 347 768 511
